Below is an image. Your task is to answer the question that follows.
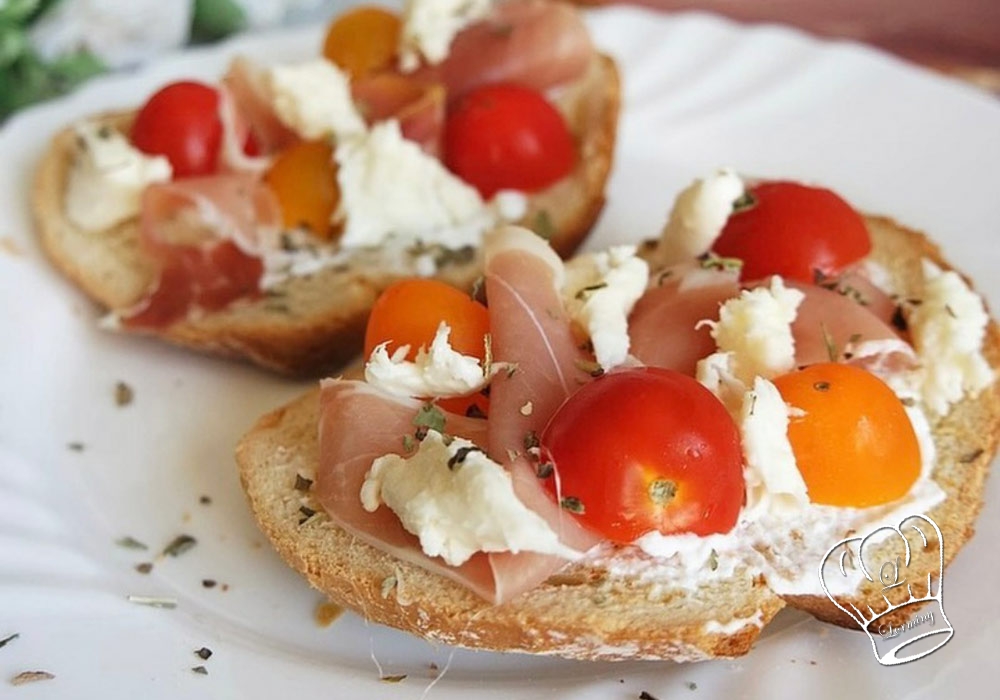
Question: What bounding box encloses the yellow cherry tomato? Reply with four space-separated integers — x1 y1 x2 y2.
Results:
365 279 490 416
773 363 921 507
263 140 339 239
322 6 402 80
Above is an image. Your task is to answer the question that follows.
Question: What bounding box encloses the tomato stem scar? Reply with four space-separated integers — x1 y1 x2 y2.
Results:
648 479 677 505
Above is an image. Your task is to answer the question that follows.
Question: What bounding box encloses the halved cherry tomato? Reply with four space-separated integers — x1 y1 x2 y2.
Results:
322 6 401 80
131 81 223 177
773 363 920 507
711 181 871 283
263 140 340 239
541 367 744 542
365 279 490 416
444 83 575 199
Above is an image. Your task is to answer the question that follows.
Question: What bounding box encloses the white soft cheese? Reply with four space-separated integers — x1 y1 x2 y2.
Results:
267 58 366 141
701 276 804 384
360 430 581 566
335 120 519 249
563 246 650 370
364 322 491 398
398 0 493 72
657 168 744 265
740 377 809 510
910 259 995 415
65 122 172 231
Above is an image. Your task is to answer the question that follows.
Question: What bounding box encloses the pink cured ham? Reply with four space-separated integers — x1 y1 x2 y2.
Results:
351 75 445 155
221 57 298 156
123 174 280 328
628 265 740 376
314 380 519 601
414 0 595 100
483 228 602 556
789 281 916 372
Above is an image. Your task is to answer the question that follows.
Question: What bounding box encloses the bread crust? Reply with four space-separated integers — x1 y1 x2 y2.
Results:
32 54 620 376
235 218 999 659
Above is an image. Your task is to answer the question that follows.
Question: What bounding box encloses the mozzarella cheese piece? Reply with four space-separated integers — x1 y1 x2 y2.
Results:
267 58 366 141
702 276 804 384
360 430 581 566
398 0 493 72
740 376 809 510
657 168 744 265
66 121 172 231
335 120 520 249
563 246 649 370
364 322 491 398
910 259 994 414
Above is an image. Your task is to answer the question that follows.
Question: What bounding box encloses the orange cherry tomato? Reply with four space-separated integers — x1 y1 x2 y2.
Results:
541 367 745 542
773 363 921 507
322 6 402 80
263 140 340 239
365 279 490 416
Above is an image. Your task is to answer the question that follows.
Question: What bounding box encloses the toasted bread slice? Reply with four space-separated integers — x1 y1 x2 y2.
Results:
235 218 998 660
780 216 1000 629
32 54 620 375
236 387 784 662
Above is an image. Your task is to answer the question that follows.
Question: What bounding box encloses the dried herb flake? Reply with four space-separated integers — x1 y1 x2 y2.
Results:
0 633 18 650
67 441 85 452
639 691 661 700
298 506 317 525
135 562 153 574
533 210 555 240
191 665 208 675
127 595 177 609
116 536 148 551
202 579 217 589
294 474 313 492
413 403 446 435
11 671 54 686
447 446 481 471
114 381 134 407
380 674 407 684
195 647 213 660
560 497 585 514
162 535 197 558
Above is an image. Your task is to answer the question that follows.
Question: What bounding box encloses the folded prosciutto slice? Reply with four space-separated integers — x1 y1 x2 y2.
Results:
628 255 915 380
629 263 740 376
316 227 601 604
122 174 280 328
483 227 602 554
412 0 595 100
314 380 512 600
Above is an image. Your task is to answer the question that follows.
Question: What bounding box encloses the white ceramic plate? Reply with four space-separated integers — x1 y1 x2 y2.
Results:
2 5 999 698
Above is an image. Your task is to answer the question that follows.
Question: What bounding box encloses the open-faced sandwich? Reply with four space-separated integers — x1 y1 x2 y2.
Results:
32 0 619 374
236 169 999 660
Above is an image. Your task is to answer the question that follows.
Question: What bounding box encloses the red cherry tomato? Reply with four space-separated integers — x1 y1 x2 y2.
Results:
444 83 575 199
711 181 871 283
541 367 744 543
131 81 223 177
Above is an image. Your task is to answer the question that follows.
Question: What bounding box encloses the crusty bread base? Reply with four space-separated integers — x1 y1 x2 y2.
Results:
32 54 620 376
781 216 1000 630
236 218 999 659
236 388 783 661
